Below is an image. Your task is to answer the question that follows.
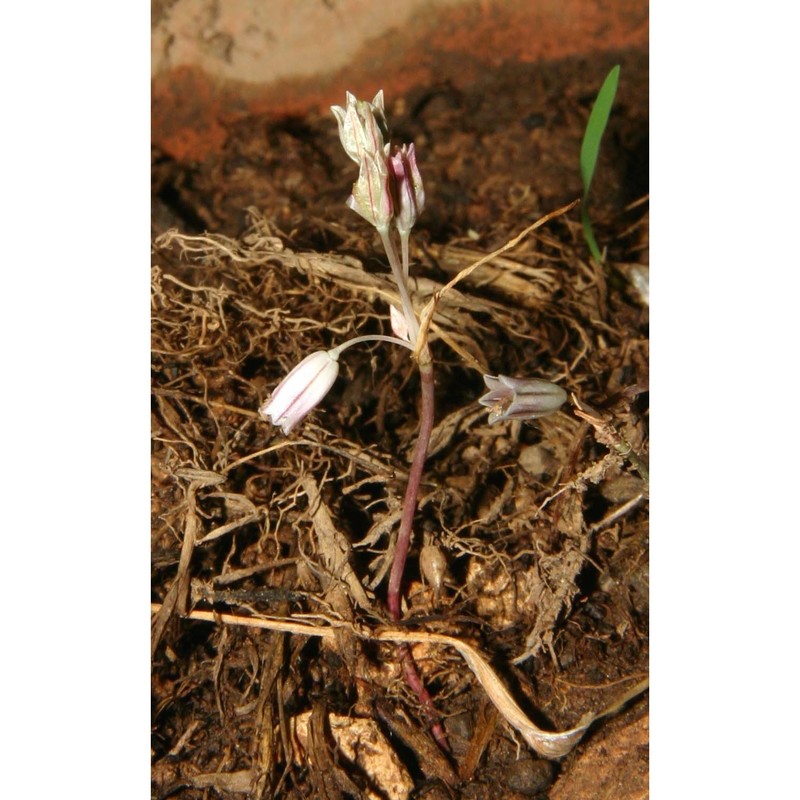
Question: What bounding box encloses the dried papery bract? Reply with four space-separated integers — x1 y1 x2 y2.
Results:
331 90 389 164
347 151 394 231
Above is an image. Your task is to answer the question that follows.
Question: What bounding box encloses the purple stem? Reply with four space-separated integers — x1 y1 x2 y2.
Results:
387 358 434 619
377 226 448 749
398 642 450 751
385 358 449 750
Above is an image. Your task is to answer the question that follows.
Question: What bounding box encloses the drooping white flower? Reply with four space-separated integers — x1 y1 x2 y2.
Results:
259 350 340 434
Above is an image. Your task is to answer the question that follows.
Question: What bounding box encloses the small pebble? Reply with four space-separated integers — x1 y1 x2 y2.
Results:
505 757 555 795
518 444 556 476
444 710 473 742
462 445 482 463
600 474 645 504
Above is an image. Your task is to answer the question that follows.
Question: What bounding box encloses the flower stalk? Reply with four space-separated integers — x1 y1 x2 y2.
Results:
263 89 446 748
387 359 434 619
377 226 420 345
331 90 445 747
259 335 413 433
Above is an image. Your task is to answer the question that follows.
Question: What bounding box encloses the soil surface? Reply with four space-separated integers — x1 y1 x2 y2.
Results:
152 50 649 800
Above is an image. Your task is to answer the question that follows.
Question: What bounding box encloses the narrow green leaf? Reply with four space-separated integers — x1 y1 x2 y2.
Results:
581 205 603 263
580 65 620 200
579 65 620 263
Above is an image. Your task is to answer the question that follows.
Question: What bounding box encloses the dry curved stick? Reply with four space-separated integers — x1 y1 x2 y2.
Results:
413 198 580 362
151 603 647 759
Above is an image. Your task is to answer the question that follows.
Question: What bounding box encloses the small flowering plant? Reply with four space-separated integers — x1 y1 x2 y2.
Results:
259 90 567 749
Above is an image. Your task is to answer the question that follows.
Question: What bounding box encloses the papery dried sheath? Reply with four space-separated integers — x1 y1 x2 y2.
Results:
331 90 390 164
259 350 340 434
347 151 394 231
479 374 567 423
420 543 447 600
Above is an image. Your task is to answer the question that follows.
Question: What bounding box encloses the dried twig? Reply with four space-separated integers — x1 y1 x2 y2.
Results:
151 603 648 759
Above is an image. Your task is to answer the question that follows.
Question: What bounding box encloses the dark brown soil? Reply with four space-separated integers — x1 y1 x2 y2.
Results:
152 50 648 800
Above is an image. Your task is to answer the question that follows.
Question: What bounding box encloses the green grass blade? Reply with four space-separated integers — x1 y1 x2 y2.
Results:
581 204 603 263
580 65 620 262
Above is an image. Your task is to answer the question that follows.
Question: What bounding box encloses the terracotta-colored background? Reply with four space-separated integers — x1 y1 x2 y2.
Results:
152 0 648 163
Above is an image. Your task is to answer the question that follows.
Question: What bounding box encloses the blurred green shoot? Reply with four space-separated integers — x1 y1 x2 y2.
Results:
580 65 620 263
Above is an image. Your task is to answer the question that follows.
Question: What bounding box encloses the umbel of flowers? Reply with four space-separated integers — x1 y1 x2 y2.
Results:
260 91 428 433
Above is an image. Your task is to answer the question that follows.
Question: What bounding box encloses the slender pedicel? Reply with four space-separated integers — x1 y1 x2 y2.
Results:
260 336 414 434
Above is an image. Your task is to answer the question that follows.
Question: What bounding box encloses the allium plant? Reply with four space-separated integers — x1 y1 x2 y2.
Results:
260 90 567 750
260 88 444 746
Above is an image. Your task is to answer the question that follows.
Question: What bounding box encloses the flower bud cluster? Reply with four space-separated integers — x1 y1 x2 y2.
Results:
332 91 425 235
259 92 569 438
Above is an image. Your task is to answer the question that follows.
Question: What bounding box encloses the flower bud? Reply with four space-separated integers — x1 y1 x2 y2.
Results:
478 374 567 424
259 350 340 434
331 90 390 164
389 304 411 341
388 143 425 235
346 151 394 231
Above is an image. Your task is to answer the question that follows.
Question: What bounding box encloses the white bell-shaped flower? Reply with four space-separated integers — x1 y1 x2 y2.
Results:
259 350 340 434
